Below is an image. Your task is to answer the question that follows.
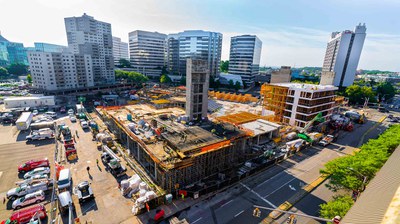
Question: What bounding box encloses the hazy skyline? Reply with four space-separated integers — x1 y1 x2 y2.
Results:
1 0 399 71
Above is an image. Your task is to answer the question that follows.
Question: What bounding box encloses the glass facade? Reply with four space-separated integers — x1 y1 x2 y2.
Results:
0 34 28 65
228 35 262 87
33 42 67 53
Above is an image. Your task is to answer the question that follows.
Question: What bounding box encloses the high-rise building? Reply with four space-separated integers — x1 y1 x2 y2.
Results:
186 59 209 120
27 50 93 91
166 30 222 78
320 23 366 87
261 83 338 128
270 66 292 83
112 36 129 65
166 34 180 75
228 35 262 87
128 30 167 79
64 13 114 85
0 33 28 66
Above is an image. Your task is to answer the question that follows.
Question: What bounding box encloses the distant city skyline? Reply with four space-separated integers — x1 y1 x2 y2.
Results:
1 0 399 71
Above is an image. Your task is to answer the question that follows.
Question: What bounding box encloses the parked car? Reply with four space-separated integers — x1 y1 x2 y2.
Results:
69 115 77 122
74 181 94 203
1 204 47 224
378 107 389 113
18 158 49 173
12 190 45 210
32 110 39 116
44 111 57 119
6 182 49 201
67 109 74 115
58 169 72 190
60 107 66 113
23 167 50 180
80 120 89 129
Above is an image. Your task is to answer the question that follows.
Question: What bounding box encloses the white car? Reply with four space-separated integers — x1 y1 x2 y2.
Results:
12 190 45 210
69 115 77 122
24 167 50 180
68 109 75 115
80 120 89 129
32 110 39 116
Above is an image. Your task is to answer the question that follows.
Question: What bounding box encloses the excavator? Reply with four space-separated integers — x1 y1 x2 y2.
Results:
297 113 325 143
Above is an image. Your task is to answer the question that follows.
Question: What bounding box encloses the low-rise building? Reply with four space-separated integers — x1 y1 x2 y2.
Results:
261 83 338 128
4 96 55 108
270 66 292 83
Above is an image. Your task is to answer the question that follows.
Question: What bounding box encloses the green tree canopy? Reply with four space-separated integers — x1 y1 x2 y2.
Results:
234 81 241 91
0 67 8 76
376 82 396 102
7 63 28 75
160 74 172 84
319 195 354 220
220 60 229 73
179 76 186 86
115 70 149 84
320 125 400 192
345 85 376 105
27 74 32 83
228 79 234 89
117 59 131 68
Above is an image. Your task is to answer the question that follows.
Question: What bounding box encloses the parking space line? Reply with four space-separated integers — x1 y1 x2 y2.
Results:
192 217 203 224
220 199 233 208
234 210 244 217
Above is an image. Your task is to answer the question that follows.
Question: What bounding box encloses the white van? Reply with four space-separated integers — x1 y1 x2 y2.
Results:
45 111 57 119
57 169 71 190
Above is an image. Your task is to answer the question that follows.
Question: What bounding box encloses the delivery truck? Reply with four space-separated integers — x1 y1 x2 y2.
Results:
16 112 33 131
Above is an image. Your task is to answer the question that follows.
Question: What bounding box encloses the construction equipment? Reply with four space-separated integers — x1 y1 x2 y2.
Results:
298 113 325 143
101 145 127 177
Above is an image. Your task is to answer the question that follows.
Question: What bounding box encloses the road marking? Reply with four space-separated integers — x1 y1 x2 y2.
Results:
256 170 287 188
263 176 297 198
240 182 277 208
234 210 244 217
221 199 233 208
192 217 203 224
288 185 296 191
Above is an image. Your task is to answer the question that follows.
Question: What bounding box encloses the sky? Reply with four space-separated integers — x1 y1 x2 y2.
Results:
0 0 399 71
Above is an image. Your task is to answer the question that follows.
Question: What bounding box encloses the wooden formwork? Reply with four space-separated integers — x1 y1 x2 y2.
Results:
260 84 289 122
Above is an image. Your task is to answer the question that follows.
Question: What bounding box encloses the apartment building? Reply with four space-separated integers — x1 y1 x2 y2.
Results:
261 83 338 128
228 35 262 87
112 36 129 65
128 30 167 79
320 24 366 87
29 43 67 53
27 50 93 91
64 13 114 84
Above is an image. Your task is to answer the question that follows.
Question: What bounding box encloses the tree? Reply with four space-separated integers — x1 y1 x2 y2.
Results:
345 85 375 105
0 67 8 76
220 60 229 73
179 76 186 86
319 195 354 220
376 82 395 102
114 70 148 85
118 59 131 68
7 63 28 75
160 74 172 84
234 81 241 91
27 74 32 83
228 79 234 89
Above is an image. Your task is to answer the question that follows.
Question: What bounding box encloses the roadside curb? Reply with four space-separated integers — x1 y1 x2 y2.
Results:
261 174 329 222
357 115 387 147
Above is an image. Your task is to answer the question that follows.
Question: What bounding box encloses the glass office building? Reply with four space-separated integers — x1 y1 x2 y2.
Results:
0 33 28 65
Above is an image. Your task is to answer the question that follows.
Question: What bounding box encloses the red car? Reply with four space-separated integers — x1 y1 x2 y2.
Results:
18 159 50 173
1 204 47 224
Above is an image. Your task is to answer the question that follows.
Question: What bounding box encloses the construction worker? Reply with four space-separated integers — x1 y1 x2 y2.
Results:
86 166 90 173
96 159 99 165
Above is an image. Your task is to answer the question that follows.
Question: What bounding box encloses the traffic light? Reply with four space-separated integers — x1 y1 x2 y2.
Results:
253 208 261 217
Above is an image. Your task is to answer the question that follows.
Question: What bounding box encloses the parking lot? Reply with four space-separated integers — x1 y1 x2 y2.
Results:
0 125 55 222
55 116 136 223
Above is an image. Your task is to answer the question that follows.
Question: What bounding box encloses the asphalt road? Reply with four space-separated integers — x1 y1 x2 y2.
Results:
181 110 389 224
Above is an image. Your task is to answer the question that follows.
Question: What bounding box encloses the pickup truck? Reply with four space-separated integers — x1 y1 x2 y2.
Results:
6 182 50 201
74 181 94 203
101 153 127 177
319 134 336 147
26 129 54 141
18 158 49 173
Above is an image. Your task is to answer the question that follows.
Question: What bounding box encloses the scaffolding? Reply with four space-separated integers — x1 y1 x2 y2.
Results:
260 84 289 122
216 111 274 126
209 91 258 103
